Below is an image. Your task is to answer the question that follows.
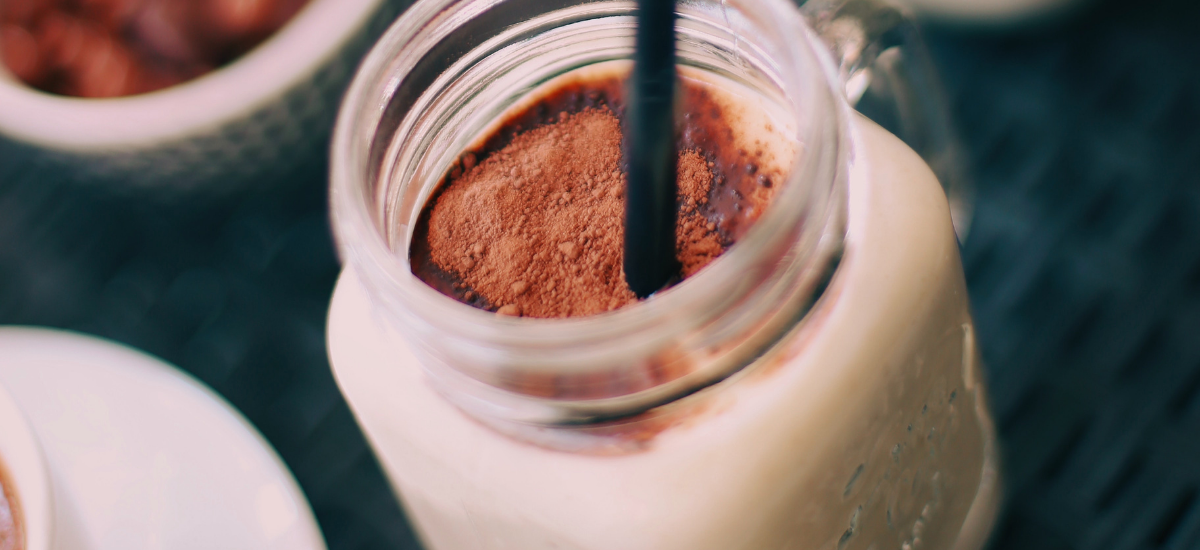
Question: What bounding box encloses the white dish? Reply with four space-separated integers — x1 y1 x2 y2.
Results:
0 327 326 550
0 381 51 550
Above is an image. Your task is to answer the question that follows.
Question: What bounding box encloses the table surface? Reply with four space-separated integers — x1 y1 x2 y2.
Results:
1 0 1198 548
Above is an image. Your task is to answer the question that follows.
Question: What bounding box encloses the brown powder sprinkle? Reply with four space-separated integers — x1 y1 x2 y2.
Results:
421 107 724 318
410 70 785 319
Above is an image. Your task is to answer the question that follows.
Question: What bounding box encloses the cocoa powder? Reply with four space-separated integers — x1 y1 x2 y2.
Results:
421 107 723 318
411 72 780 318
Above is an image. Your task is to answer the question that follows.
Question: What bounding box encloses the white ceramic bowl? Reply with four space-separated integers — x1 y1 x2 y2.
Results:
0 383 51 550
0 0 403 194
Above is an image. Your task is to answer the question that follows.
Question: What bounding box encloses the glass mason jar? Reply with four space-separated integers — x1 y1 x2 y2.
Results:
800 0 972 239
327 0 999 548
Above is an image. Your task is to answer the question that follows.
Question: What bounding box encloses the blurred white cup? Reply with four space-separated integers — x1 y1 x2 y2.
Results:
895 0 1090 24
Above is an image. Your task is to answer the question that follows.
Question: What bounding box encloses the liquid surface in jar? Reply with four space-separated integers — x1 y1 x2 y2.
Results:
409 63 794 318
0 456 21 550
0 0 310 98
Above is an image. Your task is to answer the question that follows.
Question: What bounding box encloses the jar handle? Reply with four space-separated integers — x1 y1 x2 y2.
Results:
800 0 973 240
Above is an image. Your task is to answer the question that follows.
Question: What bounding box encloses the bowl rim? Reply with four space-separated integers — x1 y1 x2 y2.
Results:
0 0 385 151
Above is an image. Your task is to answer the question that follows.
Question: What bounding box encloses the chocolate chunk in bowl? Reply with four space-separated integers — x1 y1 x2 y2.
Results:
0 0 405 197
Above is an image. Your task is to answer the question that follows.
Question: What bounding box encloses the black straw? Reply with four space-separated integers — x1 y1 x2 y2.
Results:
624 0 679 299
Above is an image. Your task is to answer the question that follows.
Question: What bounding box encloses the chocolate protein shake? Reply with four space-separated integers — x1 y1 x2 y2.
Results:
328 1 999 549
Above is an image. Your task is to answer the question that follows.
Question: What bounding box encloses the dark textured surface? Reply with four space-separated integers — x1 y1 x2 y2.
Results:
927 0 1200 548
1 0 1198 548
0 151 421 549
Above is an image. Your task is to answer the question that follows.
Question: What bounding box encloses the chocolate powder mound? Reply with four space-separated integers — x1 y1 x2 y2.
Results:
423 107 724 318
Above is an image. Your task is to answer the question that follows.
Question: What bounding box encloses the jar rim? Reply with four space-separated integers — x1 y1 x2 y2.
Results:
331 0 850 424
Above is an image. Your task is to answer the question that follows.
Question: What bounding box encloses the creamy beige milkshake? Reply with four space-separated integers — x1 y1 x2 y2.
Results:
329 112 997 549
328 0 998 547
